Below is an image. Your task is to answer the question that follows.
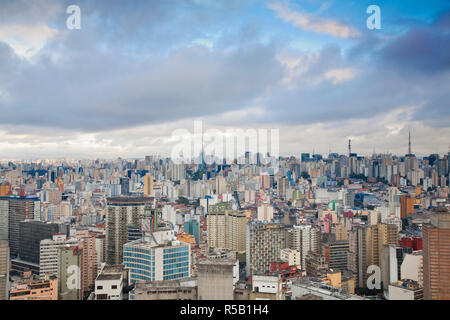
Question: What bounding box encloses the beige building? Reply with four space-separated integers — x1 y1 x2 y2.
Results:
349 223 398 289
332 223 349 241
39 234 80 280
143 174 153 197
197 258 238 300
207 203 247 258
280 248 300 267
369 223 399 268
0 241 9 300
257 203 274 222
246 222 286 276
389 280 423 300
401 251 423 285
288 224 320 269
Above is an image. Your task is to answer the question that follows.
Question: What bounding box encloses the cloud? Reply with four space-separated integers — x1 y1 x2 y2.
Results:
267 2 360 39
0 39 284 131
379 26 450 74
0 23 58 58
324 68 357 84
0 0 448 159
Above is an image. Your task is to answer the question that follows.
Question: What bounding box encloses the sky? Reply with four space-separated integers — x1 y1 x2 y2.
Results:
0 0 449 160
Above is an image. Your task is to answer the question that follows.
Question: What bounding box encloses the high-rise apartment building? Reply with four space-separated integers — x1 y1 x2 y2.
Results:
76 229 98 298
0 241 9 300
257 203 274 222
0 198 8 241
206 203 247 257
215 175 226 194
349 223 398 289
170 163 185 182
423 208 450 300
39 234 80 279
348 226 369 289
259 173 271 190
367 223 399 269
143 174 153 197
119 177 130 196
246 221 286 276
288 224 321 269
323 239 349 271
0 196 41 258
105 197 153 265
400 195 415 219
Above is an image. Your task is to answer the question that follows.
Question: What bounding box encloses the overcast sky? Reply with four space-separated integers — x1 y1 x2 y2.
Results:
0 0 449 160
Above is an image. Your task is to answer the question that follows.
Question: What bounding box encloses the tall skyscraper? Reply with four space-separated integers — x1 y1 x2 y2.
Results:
0 196 41 258
367 223 399 269
423 207 450 300
0 198 8 241
105 197 153 265
349 223 398 289
400 195 414 219
18 220 60 266
76 229 98 299
288 224 321 269
246 221 286 276
119 177 130 196
143 174 153 197
206 203 247 258
348 226 369 289
408 129 412 155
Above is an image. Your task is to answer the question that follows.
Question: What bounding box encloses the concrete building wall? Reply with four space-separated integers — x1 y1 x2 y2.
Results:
401 253 423 285
198 260 235 300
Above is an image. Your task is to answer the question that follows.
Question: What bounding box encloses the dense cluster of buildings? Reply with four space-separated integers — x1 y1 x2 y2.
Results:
0 139 449 300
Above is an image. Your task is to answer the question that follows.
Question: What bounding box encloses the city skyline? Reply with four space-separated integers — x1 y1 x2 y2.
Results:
0 0 449 159
1 0 450 305
0 129 448 161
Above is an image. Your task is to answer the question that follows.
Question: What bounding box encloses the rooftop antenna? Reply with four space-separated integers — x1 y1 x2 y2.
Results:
408 129 412 155
348 139 351 156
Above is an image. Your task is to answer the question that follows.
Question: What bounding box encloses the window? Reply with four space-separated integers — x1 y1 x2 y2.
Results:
97 286 103 290
111 285 117 289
